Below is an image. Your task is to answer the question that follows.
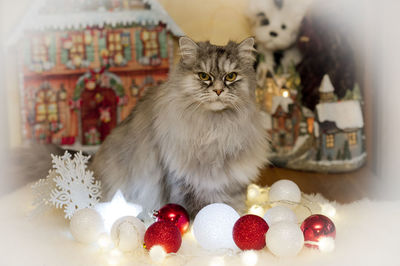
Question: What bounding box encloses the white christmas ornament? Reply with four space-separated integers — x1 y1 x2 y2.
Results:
31 170 58 215
110 216 146 252
95 190 142 233
266 221 304 257
49 151 101 219
269 179 301 206
70 208 104 244
193 203 240 251
264 206 297 225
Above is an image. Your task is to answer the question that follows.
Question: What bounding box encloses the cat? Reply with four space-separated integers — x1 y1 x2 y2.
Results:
91 37 269 217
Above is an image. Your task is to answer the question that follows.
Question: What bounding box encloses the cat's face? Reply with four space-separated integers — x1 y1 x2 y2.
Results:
177 37 256 112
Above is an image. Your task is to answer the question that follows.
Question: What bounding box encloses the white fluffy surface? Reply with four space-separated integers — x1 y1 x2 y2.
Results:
1 185 399 266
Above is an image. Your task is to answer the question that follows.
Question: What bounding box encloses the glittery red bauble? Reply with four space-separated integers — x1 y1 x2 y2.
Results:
144 221 182 253
232 214 269 250
154 204 190 235
301 214 336 249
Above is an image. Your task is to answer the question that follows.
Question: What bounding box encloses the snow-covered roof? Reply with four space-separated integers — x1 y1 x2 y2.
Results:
319 74 334 93
7 0 184 46
316 100 364 130
271 96 293 114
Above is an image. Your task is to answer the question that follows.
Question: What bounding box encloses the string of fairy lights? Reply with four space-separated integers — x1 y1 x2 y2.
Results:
32 151 338 265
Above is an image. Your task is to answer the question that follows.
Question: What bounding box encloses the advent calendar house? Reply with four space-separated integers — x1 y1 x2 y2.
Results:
10 0 183 147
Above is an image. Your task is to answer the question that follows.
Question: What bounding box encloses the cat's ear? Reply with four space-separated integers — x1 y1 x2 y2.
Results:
179 36 199 64
238 37 256 62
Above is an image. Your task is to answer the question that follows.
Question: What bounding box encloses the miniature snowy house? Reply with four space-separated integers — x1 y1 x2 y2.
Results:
315 75 364 162
267 74 366 172
11 0 183 147
270 96 301 152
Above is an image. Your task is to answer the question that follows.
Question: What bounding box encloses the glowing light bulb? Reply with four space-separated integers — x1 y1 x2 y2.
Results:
320 203 336 218
98 233 113 250
107 248 122 265
240 250 259 266
318 237 335 252
107 257 119 266
149 245 167 263
209 256 225 266
282 90 289 98
110 248 122 258
247 184 260 201
248 205 265 217
107 258 119 265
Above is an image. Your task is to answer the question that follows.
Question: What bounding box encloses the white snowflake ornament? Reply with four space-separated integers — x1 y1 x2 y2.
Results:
49 151 101 219
31 170 58 215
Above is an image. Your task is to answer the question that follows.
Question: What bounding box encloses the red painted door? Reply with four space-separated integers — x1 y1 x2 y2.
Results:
81 86 117 145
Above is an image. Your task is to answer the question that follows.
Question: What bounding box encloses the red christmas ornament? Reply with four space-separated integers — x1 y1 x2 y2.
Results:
153 204 190 235
232 214 269 250
144 221 182 253
301 214 336 249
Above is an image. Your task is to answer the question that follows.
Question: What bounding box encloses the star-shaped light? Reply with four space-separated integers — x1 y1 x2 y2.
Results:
95 190 142 232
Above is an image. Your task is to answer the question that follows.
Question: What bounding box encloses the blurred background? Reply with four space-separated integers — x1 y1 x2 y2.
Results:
0 0 399 202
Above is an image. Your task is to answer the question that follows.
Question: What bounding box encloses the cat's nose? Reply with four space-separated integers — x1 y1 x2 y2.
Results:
213 89 224 96
270 31 278 37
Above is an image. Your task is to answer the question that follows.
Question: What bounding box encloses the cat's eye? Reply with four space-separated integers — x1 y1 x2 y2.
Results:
281 24 287 30
198 72 211 81
225 72 238 82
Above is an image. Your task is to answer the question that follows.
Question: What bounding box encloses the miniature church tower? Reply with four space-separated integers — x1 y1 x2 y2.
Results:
319 74 335 103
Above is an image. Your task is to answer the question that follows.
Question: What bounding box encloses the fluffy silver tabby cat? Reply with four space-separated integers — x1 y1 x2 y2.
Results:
91 37 269 216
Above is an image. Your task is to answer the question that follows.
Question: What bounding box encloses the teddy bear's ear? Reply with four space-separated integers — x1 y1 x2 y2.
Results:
238 37 256 62
284 0 314 24
273 0 284 9
179 36 199 64
246 0 269 22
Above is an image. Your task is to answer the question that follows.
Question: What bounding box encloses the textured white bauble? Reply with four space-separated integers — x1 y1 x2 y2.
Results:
110 216 146 252
269 179 301 205
193 203 240 251
70 208 104 244
264 206 297 226
266 221 304 257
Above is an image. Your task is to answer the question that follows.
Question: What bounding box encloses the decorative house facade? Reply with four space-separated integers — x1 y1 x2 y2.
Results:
315 75 364 161
12 0 183 147
269 96 302 152
265 74 366 172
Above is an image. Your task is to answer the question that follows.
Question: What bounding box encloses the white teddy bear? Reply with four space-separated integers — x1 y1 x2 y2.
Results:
247 0 312 87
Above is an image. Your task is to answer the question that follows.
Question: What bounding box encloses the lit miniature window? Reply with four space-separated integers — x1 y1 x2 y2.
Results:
326 134 335 148
141 29 159 58
70 32 86 61
348 132 357 146
107 31 123 57
285 119 292 130
31 37 49 64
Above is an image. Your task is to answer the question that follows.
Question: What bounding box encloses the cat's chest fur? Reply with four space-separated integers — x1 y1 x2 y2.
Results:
153 102 262 190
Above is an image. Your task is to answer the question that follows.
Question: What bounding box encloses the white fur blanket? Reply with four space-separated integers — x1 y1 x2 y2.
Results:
0 185 399 266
